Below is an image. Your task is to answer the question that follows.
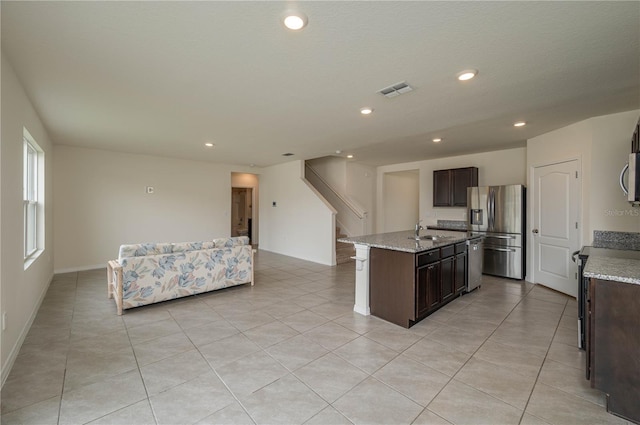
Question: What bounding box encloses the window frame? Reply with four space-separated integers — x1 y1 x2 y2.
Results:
23 135 40 261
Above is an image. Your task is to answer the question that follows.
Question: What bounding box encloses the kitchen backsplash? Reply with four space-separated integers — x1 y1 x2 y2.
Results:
593 230 640 251
436 220 468 230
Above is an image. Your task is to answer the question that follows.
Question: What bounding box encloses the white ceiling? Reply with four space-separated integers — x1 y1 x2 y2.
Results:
2 1 639 167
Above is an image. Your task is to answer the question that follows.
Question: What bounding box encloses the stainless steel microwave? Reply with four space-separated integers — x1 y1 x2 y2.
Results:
620 153 640 205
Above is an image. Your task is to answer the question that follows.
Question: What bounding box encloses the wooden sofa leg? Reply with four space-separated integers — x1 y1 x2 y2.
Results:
107 262 113 299
251 249 256 286
108 260 124 315
116 265 124 315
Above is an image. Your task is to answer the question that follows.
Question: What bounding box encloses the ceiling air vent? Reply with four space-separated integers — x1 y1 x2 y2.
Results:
378 81 413 98
282 153 295 156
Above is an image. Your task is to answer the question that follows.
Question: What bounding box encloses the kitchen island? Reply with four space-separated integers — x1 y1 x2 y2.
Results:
339 230 476 328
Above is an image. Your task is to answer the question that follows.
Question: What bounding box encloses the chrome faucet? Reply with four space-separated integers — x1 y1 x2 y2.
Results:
415 220 423 239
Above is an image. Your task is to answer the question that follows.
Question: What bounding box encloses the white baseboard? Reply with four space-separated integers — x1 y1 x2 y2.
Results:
1 273 53 387
54 263 105 274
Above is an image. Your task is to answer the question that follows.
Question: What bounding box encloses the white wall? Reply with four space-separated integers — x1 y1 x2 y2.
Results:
259 160 336 265
383 171 419 232
306 156 376 236
53 145 257 271
590 111 640 233
1 54 55 383
527 118 593 247
307 156 347 193
231 173 259 245
376 148 527 232
346 162 376 234
527 109 640 243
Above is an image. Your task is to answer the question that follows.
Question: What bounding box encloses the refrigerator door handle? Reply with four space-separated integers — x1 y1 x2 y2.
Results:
485 234 516 240
488 188 495 230
485 246 517 253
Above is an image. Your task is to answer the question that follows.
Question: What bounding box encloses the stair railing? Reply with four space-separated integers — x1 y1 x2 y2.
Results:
304 163 368 236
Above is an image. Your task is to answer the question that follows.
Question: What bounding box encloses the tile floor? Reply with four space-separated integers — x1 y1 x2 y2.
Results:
0 250 630 425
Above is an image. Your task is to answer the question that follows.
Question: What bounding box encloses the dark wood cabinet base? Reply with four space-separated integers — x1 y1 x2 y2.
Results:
587 278 640 424
370 244 467 328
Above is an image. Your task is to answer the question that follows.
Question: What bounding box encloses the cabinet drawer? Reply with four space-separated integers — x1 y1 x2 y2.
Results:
441 245 455 258
455 242 467 254
417 250 440 266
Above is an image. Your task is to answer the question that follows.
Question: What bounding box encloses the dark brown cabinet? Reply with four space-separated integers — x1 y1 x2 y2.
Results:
369 243 467 328
586 278 640 423
440 257 455 303
433 167 478 207
439 245 456 303
416 262 440 317
454 252 467 294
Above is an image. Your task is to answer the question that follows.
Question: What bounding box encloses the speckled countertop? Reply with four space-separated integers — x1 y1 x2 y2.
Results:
583 231 640 285
338 230 472 253
583 256 640 285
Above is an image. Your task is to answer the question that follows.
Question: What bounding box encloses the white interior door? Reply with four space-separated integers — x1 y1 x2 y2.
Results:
532 160 580 297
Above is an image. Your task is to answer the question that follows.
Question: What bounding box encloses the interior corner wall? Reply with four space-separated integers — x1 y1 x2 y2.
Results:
375 148 526 232
527 119 593 248
346 162 376 234
53 145 256 272
1 54 55 383
590 110 640 233
527 109 640 242
258 160 335 265
306 156 347 194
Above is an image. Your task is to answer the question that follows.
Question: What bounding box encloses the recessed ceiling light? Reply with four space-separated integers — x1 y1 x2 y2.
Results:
432 138 442 143
457 69 478 81
360 107 373 115
204 143 214 147
283 11 308 30
513 121 526 127
347 155 354 159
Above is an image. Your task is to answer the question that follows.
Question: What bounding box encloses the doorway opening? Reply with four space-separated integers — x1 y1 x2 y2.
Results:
231 188 252 242
231 172 259 246
382 170 419 232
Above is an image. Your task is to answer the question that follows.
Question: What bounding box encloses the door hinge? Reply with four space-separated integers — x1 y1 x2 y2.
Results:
575 222 578 229
575 272 578 279
575 171 578 178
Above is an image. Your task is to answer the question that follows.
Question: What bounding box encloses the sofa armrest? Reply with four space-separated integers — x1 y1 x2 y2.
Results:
107 259 124 315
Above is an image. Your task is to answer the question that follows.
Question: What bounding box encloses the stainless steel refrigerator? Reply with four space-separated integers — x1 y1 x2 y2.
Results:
467 185 526 280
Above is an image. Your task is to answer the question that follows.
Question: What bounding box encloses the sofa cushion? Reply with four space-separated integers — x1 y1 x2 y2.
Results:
213 236 250 248
119 242 173 260
120 245 252 309
171 241 216 253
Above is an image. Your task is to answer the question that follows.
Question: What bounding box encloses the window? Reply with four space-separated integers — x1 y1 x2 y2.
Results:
23 131 42 261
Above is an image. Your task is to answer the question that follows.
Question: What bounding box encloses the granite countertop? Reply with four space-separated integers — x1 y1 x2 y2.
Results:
338 230 471 253
583 256 640 285
582 230 640 285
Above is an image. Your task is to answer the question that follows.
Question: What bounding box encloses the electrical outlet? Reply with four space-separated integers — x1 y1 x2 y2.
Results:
2 312 6 331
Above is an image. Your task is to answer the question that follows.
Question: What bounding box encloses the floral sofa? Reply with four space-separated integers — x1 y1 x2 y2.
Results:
107 237 254 315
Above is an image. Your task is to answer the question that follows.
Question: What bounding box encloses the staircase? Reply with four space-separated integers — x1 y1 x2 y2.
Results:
336 226 355 265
